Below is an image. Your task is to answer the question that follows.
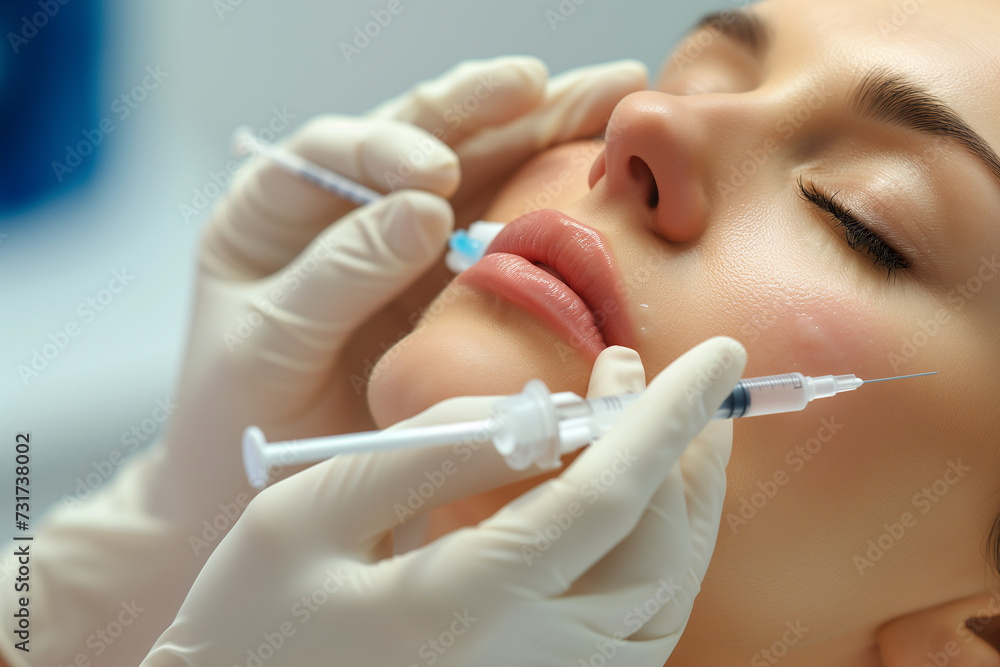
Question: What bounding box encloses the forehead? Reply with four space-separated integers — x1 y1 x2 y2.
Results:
751 0 1000 142
661 1 1000 143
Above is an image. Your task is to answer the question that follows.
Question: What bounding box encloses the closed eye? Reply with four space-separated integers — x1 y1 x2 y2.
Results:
797 177 911 282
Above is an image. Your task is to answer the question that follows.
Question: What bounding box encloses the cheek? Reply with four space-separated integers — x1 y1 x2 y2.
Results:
741 284 889 377
682 222 897 379
603 240 887 385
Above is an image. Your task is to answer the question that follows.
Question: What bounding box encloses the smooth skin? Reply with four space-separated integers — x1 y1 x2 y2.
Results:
367 0 1000 665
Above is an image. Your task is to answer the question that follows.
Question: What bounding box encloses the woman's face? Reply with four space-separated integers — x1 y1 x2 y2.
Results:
369 0 1000 662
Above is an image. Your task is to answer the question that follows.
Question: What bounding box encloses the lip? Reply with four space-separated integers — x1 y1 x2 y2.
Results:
456 208 636 360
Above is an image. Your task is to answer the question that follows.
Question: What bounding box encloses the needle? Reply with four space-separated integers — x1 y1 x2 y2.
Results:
862 371 938 384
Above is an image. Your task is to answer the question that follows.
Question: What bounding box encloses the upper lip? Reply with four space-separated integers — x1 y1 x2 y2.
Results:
482 209 637 350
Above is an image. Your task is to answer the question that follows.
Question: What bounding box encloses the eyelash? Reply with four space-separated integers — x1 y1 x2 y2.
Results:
796 177 912 281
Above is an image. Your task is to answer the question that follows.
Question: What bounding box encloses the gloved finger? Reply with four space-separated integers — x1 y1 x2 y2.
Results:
586 345 646 397
450 60 648 219
628 419 733 640
238 394 499 557
301 345 645 552
487 337 746 598
200 117 459 281
247 190 453 378
546 459 693 640
532 344 690 635
678 420 733 583
554 422 731 641
542 593 689 667
367 56 549 148
556 421 733 643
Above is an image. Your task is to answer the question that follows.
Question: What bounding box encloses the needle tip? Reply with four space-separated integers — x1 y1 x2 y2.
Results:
862 371 938 384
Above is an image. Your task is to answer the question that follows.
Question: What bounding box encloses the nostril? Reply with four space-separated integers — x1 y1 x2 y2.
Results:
628 156 659 208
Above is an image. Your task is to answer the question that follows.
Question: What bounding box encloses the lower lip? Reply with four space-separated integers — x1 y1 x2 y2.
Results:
457 252 605 359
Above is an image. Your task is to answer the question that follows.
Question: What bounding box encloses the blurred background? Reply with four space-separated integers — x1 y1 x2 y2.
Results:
0 0 734 518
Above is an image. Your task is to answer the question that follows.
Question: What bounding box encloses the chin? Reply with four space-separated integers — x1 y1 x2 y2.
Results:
366 283 594 428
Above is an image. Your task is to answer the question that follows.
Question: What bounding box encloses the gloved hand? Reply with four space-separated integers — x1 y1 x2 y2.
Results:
141 337 746 667
0 55 648 667
190 54 649 450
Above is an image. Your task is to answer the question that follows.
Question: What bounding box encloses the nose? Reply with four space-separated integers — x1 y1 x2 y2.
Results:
590 91 741 244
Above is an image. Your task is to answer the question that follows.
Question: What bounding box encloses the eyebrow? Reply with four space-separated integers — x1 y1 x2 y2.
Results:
848 68 1000 187
692 11 1000 189
691 8 769 59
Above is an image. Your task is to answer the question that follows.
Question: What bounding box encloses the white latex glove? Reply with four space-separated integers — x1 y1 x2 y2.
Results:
368 56 649 224
141 337 746 667
0 56 647 667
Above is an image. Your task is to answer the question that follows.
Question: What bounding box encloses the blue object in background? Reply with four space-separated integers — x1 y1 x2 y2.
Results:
0 0 104 216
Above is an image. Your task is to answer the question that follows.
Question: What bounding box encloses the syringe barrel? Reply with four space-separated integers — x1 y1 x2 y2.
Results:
496 371 834 469
555 393 639 429
713 373 810 419
557 372 815 431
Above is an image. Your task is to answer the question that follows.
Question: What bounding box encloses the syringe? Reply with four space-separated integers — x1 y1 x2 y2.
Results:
242 370 936 488
230 126 502 273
